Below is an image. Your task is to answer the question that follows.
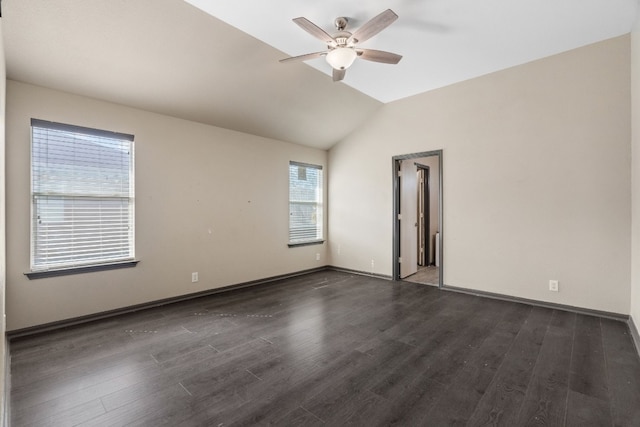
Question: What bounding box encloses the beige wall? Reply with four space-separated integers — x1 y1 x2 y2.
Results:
631 12 640 331
329 35 631 314
5 81 328 331
0 20 7 424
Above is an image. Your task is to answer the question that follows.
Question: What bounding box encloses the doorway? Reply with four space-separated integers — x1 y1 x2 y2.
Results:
392 150 443 287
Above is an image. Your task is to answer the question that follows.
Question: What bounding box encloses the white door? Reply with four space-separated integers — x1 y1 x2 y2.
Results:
400 160 418 278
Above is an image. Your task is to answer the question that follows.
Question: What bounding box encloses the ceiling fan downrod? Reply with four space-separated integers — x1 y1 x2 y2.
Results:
334 17 348 31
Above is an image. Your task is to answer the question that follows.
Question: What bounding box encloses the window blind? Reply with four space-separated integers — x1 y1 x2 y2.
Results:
289 161 323 244
31 119 135 270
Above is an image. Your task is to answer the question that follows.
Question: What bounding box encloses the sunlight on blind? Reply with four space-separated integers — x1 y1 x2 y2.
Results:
289 162 323 244
31 119 135 270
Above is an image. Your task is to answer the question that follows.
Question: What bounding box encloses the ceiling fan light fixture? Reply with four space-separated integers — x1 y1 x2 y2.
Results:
281 10 400 82
326 47 357 70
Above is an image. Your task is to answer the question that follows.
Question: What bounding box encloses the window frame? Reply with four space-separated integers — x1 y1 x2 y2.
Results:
288 161 324 247
26 119 137 279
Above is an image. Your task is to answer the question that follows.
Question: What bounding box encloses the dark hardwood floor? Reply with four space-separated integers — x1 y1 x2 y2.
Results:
8 270 640 426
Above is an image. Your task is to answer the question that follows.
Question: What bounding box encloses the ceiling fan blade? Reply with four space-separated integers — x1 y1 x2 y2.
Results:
357 49 402 64
333 68 346 82
347 9 398 45
293 17 337 47
280 51 327 63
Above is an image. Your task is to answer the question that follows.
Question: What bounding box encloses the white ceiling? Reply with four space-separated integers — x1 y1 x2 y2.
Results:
2 0 638 149
186 0 638 103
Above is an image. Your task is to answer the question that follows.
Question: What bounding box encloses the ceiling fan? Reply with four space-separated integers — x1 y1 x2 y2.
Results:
280 9 402 82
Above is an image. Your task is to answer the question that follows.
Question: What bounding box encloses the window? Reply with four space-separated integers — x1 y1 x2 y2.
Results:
289 161 323 245
30 119 135 272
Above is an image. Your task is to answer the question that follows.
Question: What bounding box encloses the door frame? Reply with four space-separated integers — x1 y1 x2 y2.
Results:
416 163 430 267
392 150 443 286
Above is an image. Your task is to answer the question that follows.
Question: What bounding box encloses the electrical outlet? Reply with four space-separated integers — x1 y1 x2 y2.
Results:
316 253 320 261
371 259 375 270
192 272 199 283
549 280 559 292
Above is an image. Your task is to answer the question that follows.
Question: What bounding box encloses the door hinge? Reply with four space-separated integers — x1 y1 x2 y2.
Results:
398 257 402 263
397 170 402 177
397 214 402 220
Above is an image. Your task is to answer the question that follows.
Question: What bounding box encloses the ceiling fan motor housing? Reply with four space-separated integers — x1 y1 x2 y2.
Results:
331 31 354 48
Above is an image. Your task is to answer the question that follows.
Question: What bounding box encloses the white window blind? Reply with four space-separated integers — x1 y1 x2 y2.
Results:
289 161 323 244
30 119 135 271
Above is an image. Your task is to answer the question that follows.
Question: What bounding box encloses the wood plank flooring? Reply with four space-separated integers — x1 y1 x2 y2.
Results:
8 270 640 426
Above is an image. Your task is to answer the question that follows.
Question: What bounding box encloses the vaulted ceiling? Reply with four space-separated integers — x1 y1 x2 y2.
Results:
3 0 638 149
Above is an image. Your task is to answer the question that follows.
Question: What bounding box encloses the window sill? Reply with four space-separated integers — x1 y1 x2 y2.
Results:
25 260 139 280
288 240 325 248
